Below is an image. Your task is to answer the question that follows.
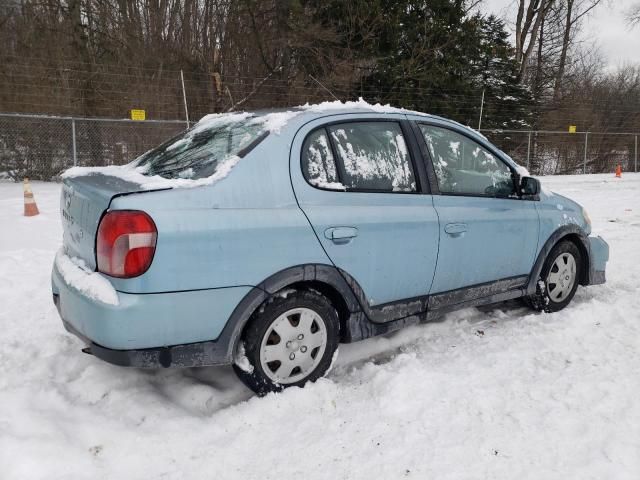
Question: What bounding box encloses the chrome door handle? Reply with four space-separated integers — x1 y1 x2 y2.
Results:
444 223 467 236
324 227 358 243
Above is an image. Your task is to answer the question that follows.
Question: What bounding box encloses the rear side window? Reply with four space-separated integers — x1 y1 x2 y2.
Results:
419 125 514 197
301 129 342 189
301 122 416 192
328 122 416 192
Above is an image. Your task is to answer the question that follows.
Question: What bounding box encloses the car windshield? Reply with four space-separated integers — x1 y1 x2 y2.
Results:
133 114 268 180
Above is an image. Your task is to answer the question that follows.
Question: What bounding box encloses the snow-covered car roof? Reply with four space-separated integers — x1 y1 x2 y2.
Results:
63 99 524 190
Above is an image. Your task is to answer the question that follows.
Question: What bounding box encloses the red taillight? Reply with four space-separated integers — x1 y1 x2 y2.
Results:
96 210 157 278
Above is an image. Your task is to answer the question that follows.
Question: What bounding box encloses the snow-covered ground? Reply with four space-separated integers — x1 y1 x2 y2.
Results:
0 173 639 479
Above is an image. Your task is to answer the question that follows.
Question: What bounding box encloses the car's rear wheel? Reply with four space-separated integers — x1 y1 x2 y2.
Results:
233 290 339 395
526 240 582 312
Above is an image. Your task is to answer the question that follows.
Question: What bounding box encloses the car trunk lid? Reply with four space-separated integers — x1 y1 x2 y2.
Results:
61 174 158 270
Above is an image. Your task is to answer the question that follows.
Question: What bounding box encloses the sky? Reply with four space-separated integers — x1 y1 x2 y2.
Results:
481 0 640 70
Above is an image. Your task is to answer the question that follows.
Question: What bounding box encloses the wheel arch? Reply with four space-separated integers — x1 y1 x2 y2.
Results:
217 264 362 363
563 233 590 285
526 225 591 295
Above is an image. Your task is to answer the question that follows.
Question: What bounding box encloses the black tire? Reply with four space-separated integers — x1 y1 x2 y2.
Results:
525 240 582 313
232 290 340 396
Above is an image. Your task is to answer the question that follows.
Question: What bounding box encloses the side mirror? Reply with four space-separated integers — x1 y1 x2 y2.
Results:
520 176 540 196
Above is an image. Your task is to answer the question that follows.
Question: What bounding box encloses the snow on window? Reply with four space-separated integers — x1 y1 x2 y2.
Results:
302 130 344 190
63 110 301 189
515 164 530 176
178 167 195 179
327 122 415 192
249 110 301 134
419 124 513 196
424 131 449 186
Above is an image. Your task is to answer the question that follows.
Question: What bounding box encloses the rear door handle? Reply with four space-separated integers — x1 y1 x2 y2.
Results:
444 223 467 236
324 227 358 243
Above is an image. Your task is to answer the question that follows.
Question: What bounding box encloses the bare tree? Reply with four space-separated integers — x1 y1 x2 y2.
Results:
553 0 602 100
629 2 640 24
515 0 556 81
529 2 566 99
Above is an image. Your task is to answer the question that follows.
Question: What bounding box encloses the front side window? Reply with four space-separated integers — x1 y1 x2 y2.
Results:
419 125 514 196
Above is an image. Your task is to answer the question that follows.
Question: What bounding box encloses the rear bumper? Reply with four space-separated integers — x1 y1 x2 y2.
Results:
588 235 609 285
52 257 252 367
54 300 229 368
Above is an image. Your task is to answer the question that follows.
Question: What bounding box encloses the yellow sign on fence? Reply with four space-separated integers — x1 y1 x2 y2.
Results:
130 109 146 121
568 125 577 133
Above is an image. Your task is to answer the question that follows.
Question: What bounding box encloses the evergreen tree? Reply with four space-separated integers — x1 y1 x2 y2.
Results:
308 1 533 129
468 15 535 130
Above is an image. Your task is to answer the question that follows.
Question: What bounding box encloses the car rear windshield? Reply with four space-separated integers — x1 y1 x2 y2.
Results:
133 114 268 180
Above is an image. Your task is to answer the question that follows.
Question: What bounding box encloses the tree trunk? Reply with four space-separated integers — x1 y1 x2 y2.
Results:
518 0 554 82
553 0 574 101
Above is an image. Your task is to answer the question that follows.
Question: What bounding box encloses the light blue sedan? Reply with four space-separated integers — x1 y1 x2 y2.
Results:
51 102 609 394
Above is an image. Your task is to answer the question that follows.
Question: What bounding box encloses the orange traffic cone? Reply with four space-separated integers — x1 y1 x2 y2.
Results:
615 165 622 178
23 178 40 216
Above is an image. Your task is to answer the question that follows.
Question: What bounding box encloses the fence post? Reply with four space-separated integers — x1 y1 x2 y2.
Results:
526 131 532 170
71 118 77 167
583 131 589 174
478 89 485 131
635 135 638 173
180 70 190 129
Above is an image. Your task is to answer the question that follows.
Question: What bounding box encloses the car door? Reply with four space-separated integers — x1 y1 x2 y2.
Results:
412 120 539 295
290 114 439 321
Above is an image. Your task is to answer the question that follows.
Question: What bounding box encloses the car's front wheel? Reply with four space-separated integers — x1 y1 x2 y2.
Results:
526 240 582 312
233 290 339 395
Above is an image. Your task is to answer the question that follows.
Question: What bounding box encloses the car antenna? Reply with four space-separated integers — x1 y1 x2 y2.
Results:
308 74 340 101
227 67 281 112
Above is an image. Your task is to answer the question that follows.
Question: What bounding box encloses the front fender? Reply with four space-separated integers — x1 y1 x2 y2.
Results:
526 225 607 294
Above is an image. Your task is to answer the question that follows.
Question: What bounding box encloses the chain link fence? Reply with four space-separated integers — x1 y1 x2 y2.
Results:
1 112 638 181
0 113 188 180
481 130 639 175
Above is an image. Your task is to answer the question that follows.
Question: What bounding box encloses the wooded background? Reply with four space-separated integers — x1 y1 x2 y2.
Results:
1 0 640 177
